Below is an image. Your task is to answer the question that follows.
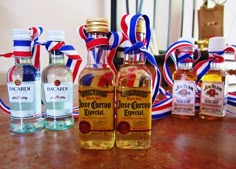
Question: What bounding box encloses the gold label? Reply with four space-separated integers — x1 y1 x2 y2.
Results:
116 87 152 134
78 86 114 134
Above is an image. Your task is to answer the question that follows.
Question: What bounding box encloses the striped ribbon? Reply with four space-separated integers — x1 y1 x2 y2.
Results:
45 41 82 82
163 40 197 87
30 27 43 69
78 25 123 74
162 40 200 115
121 14 172 119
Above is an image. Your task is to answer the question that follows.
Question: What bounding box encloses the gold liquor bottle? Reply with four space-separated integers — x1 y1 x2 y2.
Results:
78 18 115 149
116 18 152 149
199 37 227 120
172 47 197 119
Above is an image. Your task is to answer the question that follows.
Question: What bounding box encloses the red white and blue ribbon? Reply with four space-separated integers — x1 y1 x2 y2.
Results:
45 41 82 82
163 40 197 87
121 14 172 119
78 25 124 74
30 27 43 69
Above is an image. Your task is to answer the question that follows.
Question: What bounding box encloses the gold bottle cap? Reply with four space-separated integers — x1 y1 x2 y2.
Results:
86 18 109 33
136 17 146 33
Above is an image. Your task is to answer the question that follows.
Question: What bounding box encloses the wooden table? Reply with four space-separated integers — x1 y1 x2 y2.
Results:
0 85 236 169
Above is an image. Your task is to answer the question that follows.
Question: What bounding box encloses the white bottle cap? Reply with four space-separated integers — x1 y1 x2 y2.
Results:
12 29 31 40
47 30 65 41
208 37 226 52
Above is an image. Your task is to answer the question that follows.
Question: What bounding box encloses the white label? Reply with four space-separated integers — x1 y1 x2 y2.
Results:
200 82 225 116
172 80 196 115
7 82 34 103
44 82 72 102
46 109 71 117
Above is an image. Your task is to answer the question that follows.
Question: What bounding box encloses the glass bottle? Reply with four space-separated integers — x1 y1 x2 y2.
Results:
78 18 115 149
116 18 152 149
42 30 74 130
7 29 44 133
199 37 227 120
172 44 197 119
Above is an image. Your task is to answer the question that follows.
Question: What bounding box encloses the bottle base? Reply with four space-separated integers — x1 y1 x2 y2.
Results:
79 131 115 150
172 114 195 120
116 131 151 149
199 114 224 120
10 117 45 134
45 117 74 130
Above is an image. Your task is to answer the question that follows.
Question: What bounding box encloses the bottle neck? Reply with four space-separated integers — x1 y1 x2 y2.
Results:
210 62 222 70
15 57 32 65
124 32 146 65
87 32 108 68
177 62 193 69
49 50 65 65
124 51 146 64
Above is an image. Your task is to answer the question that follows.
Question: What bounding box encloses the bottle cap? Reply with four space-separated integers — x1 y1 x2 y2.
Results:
136 17 146 33
208 37 226 52
47 30 65 41
12 29 31 40
86 18 109 33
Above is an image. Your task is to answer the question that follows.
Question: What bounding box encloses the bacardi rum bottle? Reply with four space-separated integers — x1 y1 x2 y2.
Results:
42 30 74 130
7 29 44 133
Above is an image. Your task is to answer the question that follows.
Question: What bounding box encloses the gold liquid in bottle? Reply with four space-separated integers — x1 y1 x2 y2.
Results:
172 60 197 119
116 18 152 149
199 37 227 120
199 66 226 120
78 18 115 149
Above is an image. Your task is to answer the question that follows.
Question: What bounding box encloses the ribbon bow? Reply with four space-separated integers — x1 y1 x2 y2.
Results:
45 41 82 82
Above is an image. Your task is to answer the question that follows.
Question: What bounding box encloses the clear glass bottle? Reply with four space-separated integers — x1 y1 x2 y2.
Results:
172 46 197 119
7 29 44 133
78 18 115 149
42 30 74 130
199 37 227 120
116 18 152 149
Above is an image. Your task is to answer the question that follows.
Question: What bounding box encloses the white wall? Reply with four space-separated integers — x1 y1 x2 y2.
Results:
0 0 108 85
0 0 236 85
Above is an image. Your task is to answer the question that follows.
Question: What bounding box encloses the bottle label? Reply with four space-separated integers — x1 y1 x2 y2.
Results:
7 81 41 118
44 82 72 102
78 86 114 134
172 80 196 115
200 82 225 116
8 81 34 103
116 87 152 134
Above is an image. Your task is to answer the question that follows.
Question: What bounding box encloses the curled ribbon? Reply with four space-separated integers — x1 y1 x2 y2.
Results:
45 41 82 83
78 25 124 74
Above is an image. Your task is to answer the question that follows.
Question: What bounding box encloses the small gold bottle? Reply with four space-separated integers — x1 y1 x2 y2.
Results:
172 41 197 119
199 37 227 120
116 18 152 149
78 18 115 149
